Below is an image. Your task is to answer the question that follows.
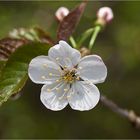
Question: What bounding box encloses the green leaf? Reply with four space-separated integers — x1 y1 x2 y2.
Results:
0 60 6 70
0 43 50 106
0 60 6 77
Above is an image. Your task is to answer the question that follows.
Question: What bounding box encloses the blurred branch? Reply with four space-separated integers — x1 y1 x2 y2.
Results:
80 47 140 129
100 95 140 129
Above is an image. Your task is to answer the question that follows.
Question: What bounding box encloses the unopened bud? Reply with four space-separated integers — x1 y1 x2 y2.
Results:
55 7 69 22
97 7 113 26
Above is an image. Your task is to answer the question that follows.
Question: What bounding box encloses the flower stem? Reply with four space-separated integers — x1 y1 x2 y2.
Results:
69 36 77 48
77 28 95 49
88 25 101 49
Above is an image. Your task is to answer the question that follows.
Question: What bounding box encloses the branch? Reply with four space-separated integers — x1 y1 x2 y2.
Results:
100 95 140 129
80 47 140 129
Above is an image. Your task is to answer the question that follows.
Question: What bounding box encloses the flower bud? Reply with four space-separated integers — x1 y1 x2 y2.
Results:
55 7 69 22
97 7 113 25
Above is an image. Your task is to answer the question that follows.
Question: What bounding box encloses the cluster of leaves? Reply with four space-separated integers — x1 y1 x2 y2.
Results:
0 2 87 105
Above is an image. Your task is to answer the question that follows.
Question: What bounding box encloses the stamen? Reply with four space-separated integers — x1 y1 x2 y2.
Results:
47 88 51 92
62 68 78 83
67 87 75 99
56 57 60 61
67 95 71 98
78 66 82 70
49 73 52 76
59 93 66 100
52 82 62 92
49 73 60 77
56 79 60 82
41 76 46 79
43 64 47 68
59 86 69 100
76 76 80 80
64 65 67 69
64 88 68 92
56 87 59 91
67 92 74 98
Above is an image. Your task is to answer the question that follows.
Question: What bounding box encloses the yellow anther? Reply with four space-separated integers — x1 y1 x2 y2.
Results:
76 77 80 80
43 64 47 67
56 57 60 61
41 76 46 79
56 79 60 82
64 88 68 92
47 88 51 92
78 66 82 70
62 68 77 83
63 76 66 80
64 66 67 69
58 93 65 100
56 88 59 91
49 73 52 76
58 97 62 100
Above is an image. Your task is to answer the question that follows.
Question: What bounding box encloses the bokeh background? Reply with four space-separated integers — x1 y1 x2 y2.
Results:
0 1 140 139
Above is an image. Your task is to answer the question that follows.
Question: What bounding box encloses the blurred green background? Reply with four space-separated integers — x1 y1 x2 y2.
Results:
0 1 140 139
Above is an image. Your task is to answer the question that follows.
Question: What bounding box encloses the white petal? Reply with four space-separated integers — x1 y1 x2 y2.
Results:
68 81 100 111
40 82 69 111
48 40 81 69
77 55 107 84
28 56 62 84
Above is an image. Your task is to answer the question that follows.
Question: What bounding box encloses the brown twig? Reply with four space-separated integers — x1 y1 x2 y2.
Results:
100 95 140 129
80 47 140 129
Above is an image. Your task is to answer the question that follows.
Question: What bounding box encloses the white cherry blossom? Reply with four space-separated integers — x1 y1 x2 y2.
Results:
28 41 107 111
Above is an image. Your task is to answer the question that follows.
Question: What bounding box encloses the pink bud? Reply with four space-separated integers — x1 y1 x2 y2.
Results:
55 7 69 22
97 7 114 23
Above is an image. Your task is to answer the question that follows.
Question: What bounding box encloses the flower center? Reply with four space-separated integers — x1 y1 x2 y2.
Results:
63 69 78 83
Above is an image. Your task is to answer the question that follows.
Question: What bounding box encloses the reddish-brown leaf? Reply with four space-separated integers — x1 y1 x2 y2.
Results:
57 1 87 41
0 38 28 61
33 27 55 45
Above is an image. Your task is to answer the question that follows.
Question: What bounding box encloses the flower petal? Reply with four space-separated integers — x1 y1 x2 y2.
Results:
77 55 107 84
28 55 62 84
48 40 81 69
68 81 100 111
40 82 69 111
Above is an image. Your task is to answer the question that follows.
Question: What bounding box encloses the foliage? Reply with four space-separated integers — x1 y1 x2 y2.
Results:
57 2 87 41
0 43 50 105
0 2 86 105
